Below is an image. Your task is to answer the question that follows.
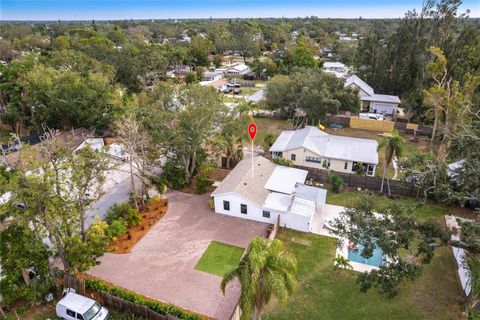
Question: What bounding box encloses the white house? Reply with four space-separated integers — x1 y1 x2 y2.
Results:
345 75 401 115
270 126 378 176
322 62 350 78
211 156 327 232
203 70 223 81
226 64 251 77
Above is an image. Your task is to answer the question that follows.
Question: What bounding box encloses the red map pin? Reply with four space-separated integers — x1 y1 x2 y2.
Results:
248 123 257 141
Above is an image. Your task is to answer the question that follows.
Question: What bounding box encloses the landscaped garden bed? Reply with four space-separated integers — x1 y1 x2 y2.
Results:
108 197 168 254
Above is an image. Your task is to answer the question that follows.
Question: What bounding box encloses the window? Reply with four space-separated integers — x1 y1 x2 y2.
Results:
305 156 321 163
240 204 247 214
290 154 296 161
66 310 76 317
223 200 230 211
344 161 348 170
76 314 84 320
262 210 270 218
327 159 331 168
367 164 375 176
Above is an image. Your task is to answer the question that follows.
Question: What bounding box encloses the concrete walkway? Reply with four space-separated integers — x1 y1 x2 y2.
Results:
88 191 268 320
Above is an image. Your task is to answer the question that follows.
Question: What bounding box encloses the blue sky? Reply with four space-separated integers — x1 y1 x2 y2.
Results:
1 0 479 20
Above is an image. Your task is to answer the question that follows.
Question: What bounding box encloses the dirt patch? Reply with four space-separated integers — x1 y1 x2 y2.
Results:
108 198 168 254
450 206 477 220
291 237 312 246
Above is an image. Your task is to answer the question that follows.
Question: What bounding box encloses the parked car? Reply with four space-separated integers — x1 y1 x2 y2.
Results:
228 82 241 87
56 291 109 320
222 86 232 93
359 113 384 121
233 88 241 94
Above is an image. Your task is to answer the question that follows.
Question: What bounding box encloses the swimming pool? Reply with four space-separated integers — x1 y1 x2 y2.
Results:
347 242 383 267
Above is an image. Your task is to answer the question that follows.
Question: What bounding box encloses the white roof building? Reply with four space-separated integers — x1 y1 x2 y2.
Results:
345 75 401 115
323 62 351 78
211 156 327 232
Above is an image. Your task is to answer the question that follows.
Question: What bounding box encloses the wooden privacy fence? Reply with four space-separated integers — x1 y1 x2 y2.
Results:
62 275 183 320
98 292 176 320
296 166 417 197
326 115 433 136
64 274 86 295
350 117 395 132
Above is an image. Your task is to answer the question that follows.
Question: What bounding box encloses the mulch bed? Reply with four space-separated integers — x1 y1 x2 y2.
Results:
108 198 168 254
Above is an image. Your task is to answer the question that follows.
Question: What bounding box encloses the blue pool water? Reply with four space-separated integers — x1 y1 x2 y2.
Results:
347 243 383 267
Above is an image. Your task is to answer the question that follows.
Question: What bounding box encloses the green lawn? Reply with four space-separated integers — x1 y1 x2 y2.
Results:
263 229 464 320
195 241 245 277
0 129 13 144
326 191 453 222
250 117 291 150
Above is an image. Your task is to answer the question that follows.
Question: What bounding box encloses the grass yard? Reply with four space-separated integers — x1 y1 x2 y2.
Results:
326 190 476 222
194 241 245 277
262 229 464 320
250 117 291 150
0 129 12 144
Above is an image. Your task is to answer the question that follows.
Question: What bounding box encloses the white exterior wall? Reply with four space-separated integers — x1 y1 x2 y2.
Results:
213 192 315 233
369 102 398 115
279 212 312 232
277 148 376 176
213 193 279 224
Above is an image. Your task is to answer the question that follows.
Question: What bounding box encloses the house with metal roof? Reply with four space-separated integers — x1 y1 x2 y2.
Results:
211 156 327 232
270 126 379 176
345 75 401 115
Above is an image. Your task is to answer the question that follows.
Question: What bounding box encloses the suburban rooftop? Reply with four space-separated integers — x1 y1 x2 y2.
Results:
269 126 379 164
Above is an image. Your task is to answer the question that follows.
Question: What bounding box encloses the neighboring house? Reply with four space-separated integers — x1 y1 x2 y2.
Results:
203 70 223 81
199 79 228 92
2 128 92 170
269 126 378 176
322 61 350 78
345 75 401 115
226 64 251 77
211 156 327 232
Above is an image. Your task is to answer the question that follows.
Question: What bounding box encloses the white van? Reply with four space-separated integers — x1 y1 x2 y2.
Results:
56 292 109 320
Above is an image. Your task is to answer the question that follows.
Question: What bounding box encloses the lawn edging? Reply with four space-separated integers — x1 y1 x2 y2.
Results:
84 277 204 320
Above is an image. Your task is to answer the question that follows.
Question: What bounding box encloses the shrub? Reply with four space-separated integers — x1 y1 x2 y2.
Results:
208 198 215 210
106 219 127 238
196 175 212 194
85 278 202 320
150 175 167 195
329 172 344 193
161 158 186 190
272 157 294 167
106 203 140 227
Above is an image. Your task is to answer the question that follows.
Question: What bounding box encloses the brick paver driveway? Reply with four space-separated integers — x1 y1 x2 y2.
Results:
87 190 269 320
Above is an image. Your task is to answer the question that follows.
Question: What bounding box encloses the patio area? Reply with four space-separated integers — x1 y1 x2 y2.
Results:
87 190 269 320
310 204 344 238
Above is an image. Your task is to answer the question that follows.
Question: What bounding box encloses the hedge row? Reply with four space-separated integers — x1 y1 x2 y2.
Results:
84 277 202 320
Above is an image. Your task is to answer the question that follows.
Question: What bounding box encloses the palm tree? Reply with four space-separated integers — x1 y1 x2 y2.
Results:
333 255 353 273
378 130 405 195
221 237 297 320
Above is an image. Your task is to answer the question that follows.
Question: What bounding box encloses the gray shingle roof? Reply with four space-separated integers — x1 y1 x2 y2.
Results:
345 75 374 96
361 94 401 104
269 126 379 164
211 156 276 205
